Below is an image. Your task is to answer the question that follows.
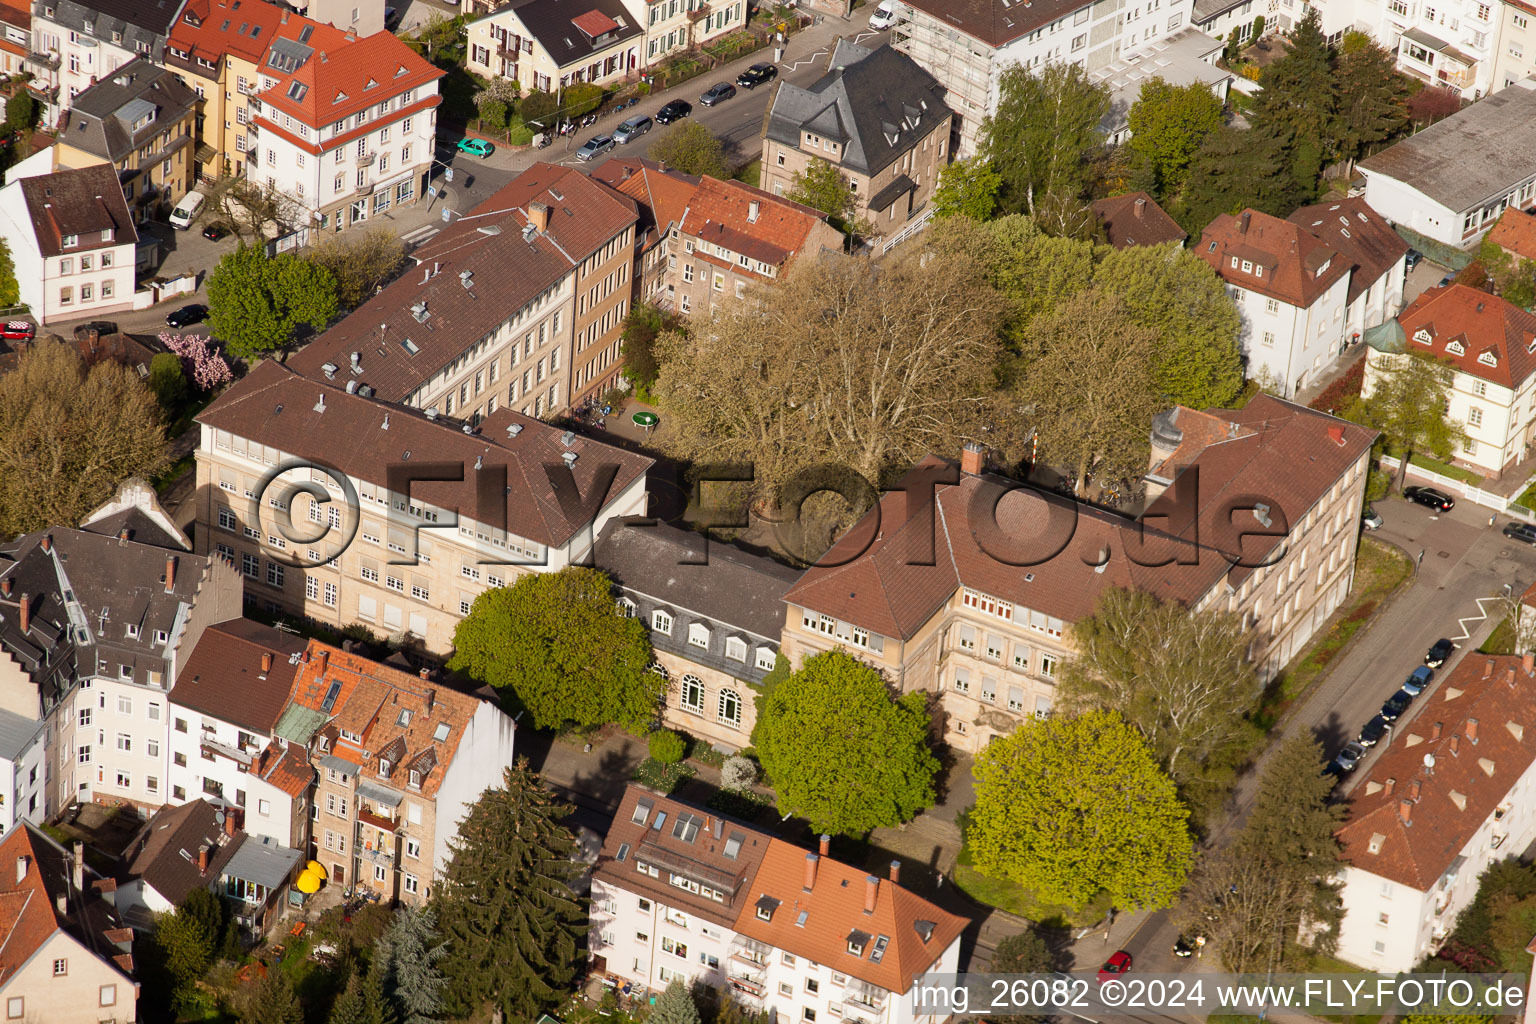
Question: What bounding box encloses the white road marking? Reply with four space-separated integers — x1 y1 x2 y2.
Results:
400 225 439 245
782 48 829 70
1450 594 1504 642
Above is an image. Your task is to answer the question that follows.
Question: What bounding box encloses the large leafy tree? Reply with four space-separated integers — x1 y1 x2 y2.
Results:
448 566 661 730
1251 6 1339 158
1351 351 1468 489
1177 124 1310 235
1012 288 1162 493
375 907 446 1024
968 709 1193 911
931 215 1095 338
206 244 339 358
649 122 729 179
434 761 585 1022
931 158 1002 221
754 650 939 835
1092 243 1244 408
980 62 1109 235
1180 736 1343 970
0 238 18 307
0 342 167 536
1126 77 1225 196
787 158 858 229
1059 588 1258 813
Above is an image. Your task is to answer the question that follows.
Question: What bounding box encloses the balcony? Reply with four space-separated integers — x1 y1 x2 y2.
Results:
26 50 59 70
358 806 397 832
356 843 395 867
727 976 766 1000
357 150 378 167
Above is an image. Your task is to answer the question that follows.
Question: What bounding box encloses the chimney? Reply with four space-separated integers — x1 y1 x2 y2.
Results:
804 852 819 890
1485 659 1496 679
197 844 209 875
1 579 10 598
118 527 129 545
55 891 66 916
1134 196 1145 219
261 652 274 675
71 843 82 893
960 441 986 476
1384 778 1396 796
818 834 830 856
889 860 901 885
164 555 177 593
1467 717 1480 742
318 649 329 674
1431 722 1443 741
225 812 238 838
1450 734 1461 756
528 202 551 233
1399 799 1414 824
1239 210 1251 234
19 593 30 634
419 667 431 680
1409 778 1423 801
1525 652 1534 674
40 535 50 553
14 855 26 884
864 875 879 913
748 200 761 223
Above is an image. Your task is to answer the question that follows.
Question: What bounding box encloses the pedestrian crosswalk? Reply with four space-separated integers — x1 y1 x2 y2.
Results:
400 224 440 246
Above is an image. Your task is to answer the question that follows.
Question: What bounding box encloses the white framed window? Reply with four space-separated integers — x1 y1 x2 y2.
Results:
652 610 673 635
680 675 704 714
756 647 776 671
718 688 742 727
688 622 709 648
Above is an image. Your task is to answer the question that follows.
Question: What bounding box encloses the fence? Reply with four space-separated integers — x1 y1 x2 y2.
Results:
1379 454 1535 520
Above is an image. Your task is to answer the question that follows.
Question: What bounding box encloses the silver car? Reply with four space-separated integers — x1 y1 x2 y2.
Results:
576 135 615 161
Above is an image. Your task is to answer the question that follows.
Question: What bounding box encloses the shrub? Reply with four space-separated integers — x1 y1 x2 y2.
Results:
720 755 757 792
649 729 686 764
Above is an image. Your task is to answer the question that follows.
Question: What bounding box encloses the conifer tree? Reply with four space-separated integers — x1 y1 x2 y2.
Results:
433 760 585 1022
376 907 446 1024
239 964 303 1024
328 966 396 1024
652 979 703 1024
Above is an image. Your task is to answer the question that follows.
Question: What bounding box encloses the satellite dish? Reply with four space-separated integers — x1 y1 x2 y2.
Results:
1424 753 1437 769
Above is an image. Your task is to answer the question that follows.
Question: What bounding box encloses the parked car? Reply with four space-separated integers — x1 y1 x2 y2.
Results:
169 189 206 230
1380 688 1414 722
700 82 737 106
736 63 778 89
1362 506 1383 530
655 99 692 124
384 5 400 27
868 0 897 27
0 321 34 341
201 222 230 241
1404 485 1455 511
165 303 207 328
1359 714 1391 747
1439 274 1455 288
1425 638 1455 668
1097 951 1132 984
613 115 653 144
1505 521 1536 544
575 135 616 161
1405 248 1423 270
72 320 116 340
1172 935 1203 958
1401 665 1434 696
1332 740 1368 773
456 137 494 157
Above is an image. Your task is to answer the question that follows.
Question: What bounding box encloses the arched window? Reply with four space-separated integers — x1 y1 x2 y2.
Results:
681 675 704 714
717 688 741 727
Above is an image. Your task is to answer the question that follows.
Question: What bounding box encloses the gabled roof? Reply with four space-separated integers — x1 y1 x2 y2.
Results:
287 162 637 402
167 0 293 68
0 824 135 987
1484 207 1536 262
1337 655 1536 890
250 737 314 798
253 25 439 131
478 0 642 69
60 57 198 163
1390 284 1536 389
1288 197 1408 307
593 157 699 255
1197 209 1350 309
786 396 1375 638
124 800 241 907
0 707 41 761
37 0 186 45
677 176 834 273
1090 191 1186 249
764 42 952 179
899 0 1089 47
173 619 307 734
197 360 652 549
12 163 138 258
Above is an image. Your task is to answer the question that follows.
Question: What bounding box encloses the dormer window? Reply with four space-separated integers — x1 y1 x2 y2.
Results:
1229 256 1238 269
688 622 710 649
1315 258 1331 277
1479 350 1498 367
1447 339 1466 355
408 770 421 788
61 233 78 247
379 758 391 777
1241 260 1252 273
1413 328 1433 345
125 624 139 639
616 597 635 618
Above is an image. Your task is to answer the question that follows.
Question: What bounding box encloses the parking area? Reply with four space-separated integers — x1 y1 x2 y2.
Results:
1405 253 1455 305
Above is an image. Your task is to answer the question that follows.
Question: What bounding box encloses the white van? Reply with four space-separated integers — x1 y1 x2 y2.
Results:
169 189 206 230
868 0 897 29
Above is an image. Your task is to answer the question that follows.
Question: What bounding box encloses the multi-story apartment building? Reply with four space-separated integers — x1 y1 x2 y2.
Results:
0 825 138 1024
292 641 516 902
291 0 382 37
761 41 952 240
1335 653 1536 971
1311 0 1501 97
164 0 308 181
0 0 32 79
245 25 441 230
167 620 312 847
466 0 643 93
193 359 653 653
29 0 187 125
54 59 198 222
1197 208 1353 399
0 708 46 835
592 156 696 306
1360 78 1536 248
619 0 745 64
890 0 1197 155
1288 196 1409 344
594 516 801 749
590 786 967 1024
288 162 639 420
0 162 138 325
1491 0 1536 89
1363 283 1536 477
783 398 1376 752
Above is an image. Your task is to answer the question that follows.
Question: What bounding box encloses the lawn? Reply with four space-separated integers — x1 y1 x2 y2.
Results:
1252 536 1414 728
734 159 761 188
951 840 1112 927
1480 613 1516 654
1515 479 1536 510
1385 447 1486 486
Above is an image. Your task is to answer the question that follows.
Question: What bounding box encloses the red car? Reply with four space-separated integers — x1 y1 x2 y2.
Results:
1 321 35 341
1097 950 1132 984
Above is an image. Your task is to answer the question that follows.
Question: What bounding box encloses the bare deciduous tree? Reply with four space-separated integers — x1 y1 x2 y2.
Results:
308 228 409 311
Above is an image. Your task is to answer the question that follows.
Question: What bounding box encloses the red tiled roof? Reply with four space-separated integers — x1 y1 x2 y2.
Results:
1090 191 1186 249
1485 208 1536 262
1395 284 1536 389
0 825 134 987
786 396 1375 638
1197 209 1350 309
169 0 292 67
256 27 441 131
678 176 833 272
571 8 619 35
733 839 967 995
253 739 314 798
1288 197 1408 307
593 157 699 254
1337 655 1536 890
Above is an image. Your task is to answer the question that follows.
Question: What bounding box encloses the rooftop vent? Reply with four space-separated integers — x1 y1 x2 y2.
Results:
560 430 575 447
321 362 338 379
358 385 375 398
314 394 327 413
425 407 439 421
349 351 362 375
345 380 358 394
507 424 523 437
1252 502 1272 528
410 302 429 323
460 270 473 289
381 413 390 430
562 451 578 466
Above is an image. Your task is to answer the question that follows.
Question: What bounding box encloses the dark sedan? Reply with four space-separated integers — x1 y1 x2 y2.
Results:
165 304 207 328
201 222 230 241
700 82 737 106
1380 688 1414 722
655 99 692 124
1359 714 1391 747
1425 638 1455 668
736 62 778 89
1505 521 1536 544
1404 485 1455 511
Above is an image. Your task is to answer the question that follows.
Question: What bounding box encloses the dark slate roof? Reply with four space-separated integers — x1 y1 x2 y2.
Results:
79 506 184 550
172 620 307 734
594 516 800 684
764 41 952 178
487 0 641 69
33 0 185 48
123 800 241 907
899 0 1090 46
60 58 198 164
16 164 138 258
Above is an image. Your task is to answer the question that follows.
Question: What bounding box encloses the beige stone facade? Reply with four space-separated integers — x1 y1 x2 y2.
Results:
570 221 635 408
